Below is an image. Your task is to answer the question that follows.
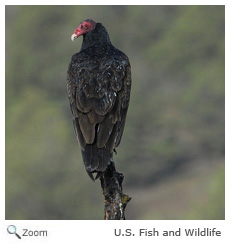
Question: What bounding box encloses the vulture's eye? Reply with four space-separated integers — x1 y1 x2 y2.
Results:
85 24 88 28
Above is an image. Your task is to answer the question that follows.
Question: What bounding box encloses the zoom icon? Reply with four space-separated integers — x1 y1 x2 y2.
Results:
7 225 21 239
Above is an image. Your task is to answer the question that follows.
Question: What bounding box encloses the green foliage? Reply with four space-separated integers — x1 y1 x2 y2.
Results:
184 166 225 220
6 5 224 220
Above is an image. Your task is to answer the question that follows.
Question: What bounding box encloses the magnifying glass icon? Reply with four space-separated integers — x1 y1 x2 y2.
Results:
7 225 21 239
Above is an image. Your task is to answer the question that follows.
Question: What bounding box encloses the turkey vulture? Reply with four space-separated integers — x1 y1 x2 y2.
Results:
67 19 131 181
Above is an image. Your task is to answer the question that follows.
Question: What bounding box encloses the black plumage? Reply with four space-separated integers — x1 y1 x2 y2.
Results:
67 19 131 180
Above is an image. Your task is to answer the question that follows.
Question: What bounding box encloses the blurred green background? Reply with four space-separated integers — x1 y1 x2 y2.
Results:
5 5 225 220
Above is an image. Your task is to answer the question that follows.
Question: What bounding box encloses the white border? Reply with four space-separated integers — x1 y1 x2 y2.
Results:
1 1 231 244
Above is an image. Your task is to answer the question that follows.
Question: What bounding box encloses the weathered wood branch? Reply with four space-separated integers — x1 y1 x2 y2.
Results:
100 161 131 220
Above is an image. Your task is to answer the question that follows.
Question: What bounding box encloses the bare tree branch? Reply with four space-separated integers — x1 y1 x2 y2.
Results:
100 161 131 220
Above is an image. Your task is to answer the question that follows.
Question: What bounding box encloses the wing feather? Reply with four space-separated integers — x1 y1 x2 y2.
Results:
97 117 114 148
78 113 95 144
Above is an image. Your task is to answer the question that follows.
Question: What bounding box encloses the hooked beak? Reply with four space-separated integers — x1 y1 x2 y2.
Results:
71 27 82 42
71 33 77 42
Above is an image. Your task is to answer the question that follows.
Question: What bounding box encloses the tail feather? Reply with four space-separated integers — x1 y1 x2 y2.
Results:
81 143 112 180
